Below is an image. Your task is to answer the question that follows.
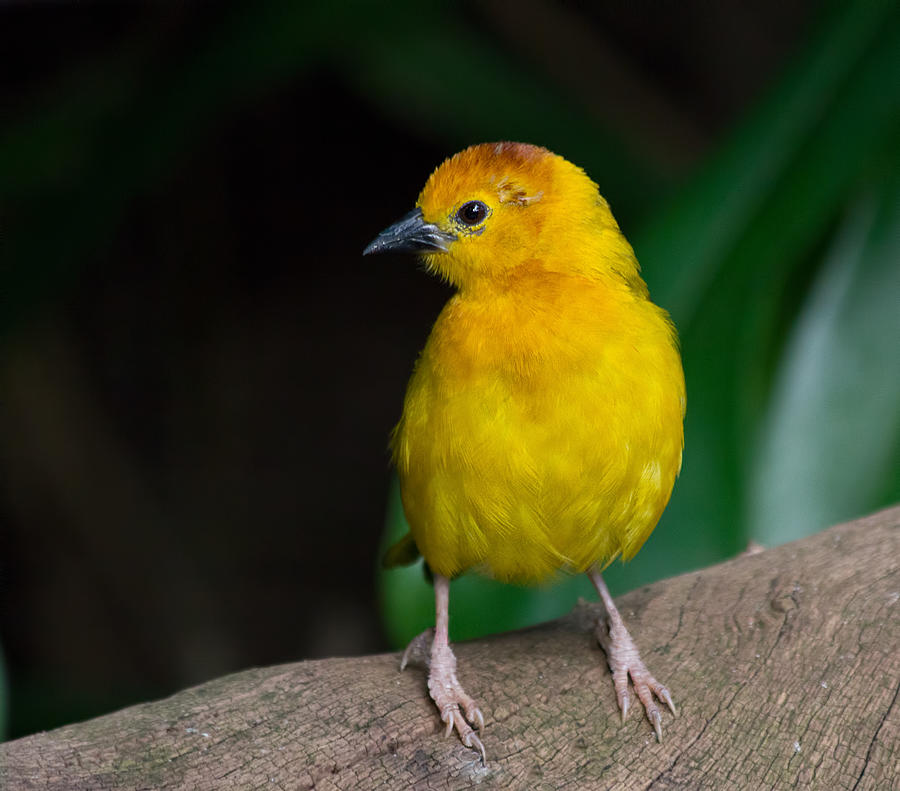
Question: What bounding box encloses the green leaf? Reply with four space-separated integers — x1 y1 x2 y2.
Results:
625 0 900 584
637 0 896 322
749 177 900 543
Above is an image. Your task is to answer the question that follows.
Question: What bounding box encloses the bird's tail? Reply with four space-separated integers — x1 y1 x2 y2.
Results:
382 532 421 568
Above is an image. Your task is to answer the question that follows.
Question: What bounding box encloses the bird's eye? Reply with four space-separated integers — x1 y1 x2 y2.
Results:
457 200 489 226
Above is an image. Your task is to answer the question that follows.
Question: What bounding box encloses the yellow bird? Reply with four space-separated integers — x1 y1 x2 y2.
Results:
364 142 685 762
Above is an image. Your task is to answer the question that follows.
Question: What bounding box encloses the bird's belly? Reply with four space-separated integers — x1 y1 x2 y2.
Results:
396 369 683 583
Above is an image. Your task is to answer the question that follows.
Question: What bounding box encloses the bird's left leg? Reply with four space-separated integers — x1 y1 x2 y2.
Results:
400 573 486 762
589 569 676 741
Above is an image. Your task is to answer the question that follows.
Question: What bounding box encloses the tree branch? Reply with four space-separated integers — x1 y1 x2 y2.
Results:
2 507 898 790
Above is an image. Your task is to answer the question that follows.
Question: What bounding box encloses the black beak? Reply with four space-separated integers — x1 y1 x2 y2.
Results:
363 208 456 255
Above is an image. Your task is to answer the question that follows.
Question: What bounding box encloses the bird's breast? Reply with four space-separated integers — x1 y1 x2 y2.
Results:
393 282 685 582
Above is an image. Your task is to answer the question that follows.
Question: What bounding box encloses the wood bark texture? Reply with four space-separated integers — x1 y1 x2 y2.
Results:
2 506 898 790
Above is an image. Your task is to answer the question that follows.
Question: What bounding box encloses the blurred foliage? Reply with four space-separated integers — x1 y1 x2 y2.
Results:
379 0 900 648
3 0 664 335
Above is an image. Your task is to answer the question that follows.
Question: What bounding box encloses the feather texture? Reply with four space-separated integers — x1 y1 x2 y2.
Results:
389 142 685 583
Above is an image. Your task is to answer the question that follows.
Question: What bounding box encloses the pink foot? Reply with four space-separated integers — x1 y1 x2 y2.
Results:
400 628 486 763
595 614 676 741
589 570 676 741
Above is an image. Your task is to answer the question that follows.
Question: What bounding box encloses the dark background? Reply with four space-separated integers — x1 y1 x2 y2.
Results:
2 0 897 741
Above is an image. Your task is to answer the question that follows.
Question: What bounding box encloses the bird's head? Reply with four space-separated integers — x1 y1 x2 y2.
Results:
364 142 634 292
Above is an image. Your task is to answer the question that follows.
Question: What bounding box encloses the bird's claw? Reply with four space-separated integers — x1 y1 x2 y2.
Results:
473 706 485 732
428 643 486 763
400 622 486 762
464 730 486 765
631 674 675 742
439 704 486 764
660 686 677 716
649 707 662 741
596 616 675 742
620 690 630 722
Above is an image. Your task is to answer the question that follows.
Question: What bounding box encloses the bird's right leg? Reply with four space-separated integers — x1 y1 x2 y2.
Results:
400 573 486 762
